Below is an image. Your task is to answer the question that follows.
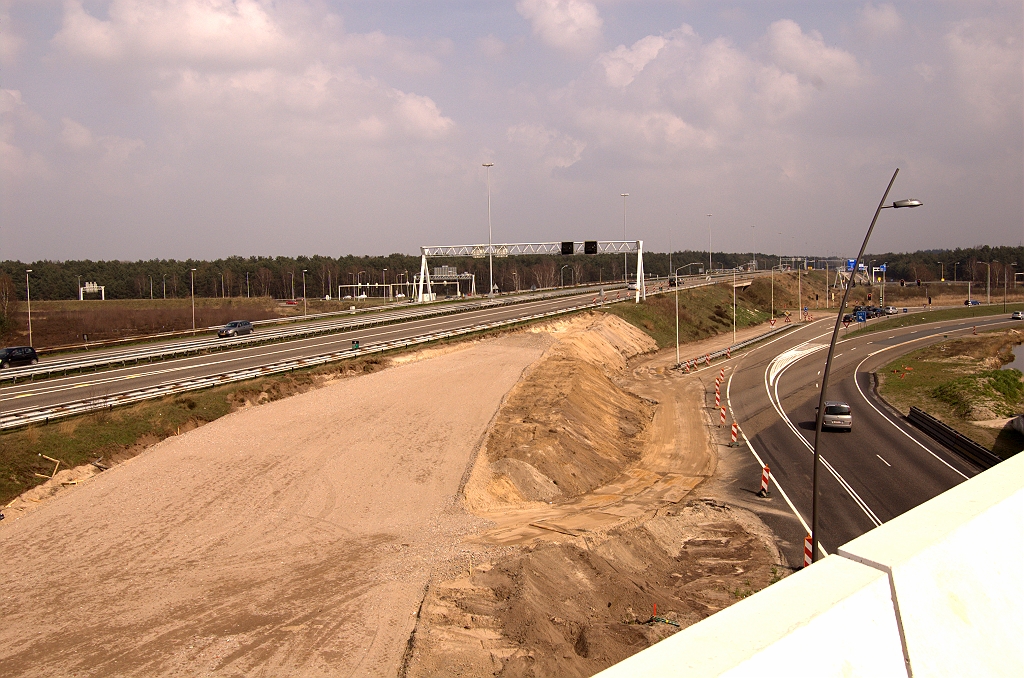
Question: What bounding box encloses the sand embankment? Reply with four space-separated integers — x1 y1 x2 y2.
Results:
0 332 551 677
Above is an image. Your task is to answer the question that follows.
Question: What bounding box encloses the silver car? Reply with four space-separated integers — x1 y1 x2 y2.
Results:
818 401 852 431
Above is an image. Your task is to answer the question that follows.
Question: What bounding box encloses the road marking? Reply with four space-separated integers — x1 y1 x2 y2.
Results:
1 300 581 403
853 344 970 480
726 366 818 547
876 455 891 467
765 344 883 527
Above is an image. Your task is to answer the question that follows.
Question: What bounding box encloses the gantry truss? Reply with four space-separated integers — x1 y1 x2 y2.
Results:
417 240 645 303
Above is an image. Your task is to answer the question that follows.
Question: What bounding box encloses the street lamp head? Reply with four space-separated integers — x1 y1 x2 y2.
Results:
482 162 494 167
621 193 628 197
891 199 922 208
25 269 32 273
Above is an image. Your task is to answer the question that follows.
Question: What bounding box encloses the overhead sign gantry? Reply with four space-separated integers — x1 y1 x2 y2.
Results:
416 240 645 303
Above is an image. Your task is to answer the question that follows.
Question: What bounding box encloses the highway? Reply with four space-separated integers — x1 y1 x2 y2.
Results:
0 288 627 417
727 311 1020 564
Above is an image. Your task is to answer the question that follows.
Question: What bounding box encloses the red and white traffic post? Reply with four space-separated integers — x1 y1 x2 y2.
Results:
756 465 770 497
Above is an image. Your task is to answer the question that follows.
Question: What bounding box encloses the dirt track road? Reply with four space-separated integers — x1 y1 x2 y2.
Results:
0 333 551 677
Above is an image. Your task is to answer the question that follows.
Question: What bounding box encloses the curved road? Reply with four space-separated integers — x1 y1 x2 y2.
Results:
727 312 1019 563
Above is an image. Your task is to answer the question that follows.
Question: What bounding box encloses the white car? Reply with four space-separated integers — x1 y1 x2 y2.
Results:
884 306 898 315
1012 311 1023 320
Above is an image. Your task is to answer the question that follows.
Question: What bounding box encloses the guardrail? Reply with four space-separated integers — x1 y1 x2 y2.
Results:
0 284 624 384
0 299 606 431
906 406 1002 470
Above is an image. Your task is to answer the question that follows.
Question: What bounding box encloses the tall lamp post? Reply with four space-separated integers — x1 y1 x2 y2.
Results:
302 269 307 317
484 163 494 297
672 265 701 366
290 271 295 300
707 214 713 273
25 269 32 347
190 268 197 335
162 274 167 299
621 193 629 281
809 168 920 564
983 262 991 304
937 261 944 282
560 265 571 288
382 268 388 300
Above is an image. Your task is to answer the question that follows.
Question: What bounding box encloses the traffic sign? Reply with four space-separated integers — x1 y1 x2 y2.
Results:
843 319 851 328
769 318 776 327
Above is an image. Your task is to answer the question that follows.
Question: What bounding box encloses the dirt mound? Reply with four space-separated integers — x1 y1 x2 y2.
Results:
404 499 783 677
466 314 657 509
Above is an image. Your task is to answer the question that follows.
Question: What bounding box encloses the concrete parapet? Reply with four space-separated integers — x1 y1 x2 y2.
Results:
596 451 1024 677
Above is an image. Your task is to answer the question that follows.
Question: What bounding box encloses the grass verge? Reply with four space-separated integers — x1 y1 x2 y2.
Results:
600 283 771 349
877 329 1024 459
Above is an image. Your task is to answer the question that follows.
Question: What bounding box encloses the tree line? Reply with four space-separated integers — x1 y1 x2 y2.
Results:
1 246 1021 304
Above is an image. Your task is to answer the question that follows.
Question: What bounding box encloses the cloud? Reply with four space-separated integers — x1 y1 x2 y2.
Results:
598 35 666 87
516 0 603 55
60 117 95 150
52 0 290 65
859 3 904 37
765 19 866 89
507 123 586 170
945 19 1022 128
476 34 506 59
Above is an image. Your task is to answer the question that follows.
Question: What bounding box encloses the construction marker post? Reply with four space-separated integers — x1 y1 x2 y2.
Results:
803 535 813 568
730 421 739 446
720 407 726 426
756 466 770 497
715 391 721 408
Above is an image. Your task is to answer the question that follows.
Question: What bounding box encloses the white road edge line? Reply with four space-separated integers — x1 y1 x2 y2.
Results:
853 340 970 480
764 334 884 527
877 455 891 467
725 322 824 545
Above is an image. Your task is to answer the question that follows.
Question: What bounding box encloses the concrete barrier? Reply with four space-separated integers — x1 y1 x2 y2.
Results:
595 451 1024 677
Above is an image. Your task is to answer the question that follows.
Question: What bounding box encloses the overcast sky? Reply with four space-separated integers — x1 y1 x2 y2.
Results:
1 1 1021 261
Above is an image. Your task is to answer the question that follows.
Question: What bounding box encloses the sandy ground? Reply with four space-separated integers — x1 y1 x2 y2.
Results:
1 316 794 678
0 332 552 677
403 319 788 677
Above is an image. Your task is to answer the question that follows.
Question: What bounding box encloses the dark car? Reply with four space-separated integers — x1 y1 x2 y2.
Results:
964 299 981 306
217 320 254 338
0 346 39 368
842 313 855 323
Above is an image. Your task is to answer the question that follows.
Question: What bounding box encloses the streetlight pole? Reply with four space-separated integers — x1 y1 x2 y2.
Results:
707 214 713 273
733 268 737 344
150 276 153 300
25 270 32 347
937 261 944 282
621 193 629 281
246 272 249 298
484 163 494 297
302 269 307 317
561 265 570 288
190 268 197 335
383 268 388 300
673 265 688 366
810 169 921 564
985 262 991 304
290 272 295 300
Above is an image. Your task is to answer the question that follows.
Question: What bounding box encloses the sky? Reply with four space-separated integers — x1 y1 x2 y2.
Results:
1 1 1021 262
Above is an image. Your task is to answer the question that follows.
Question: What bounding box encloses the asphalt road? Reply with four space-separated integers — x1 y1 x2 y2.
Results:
0 289 625 415
726 312 1020 564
